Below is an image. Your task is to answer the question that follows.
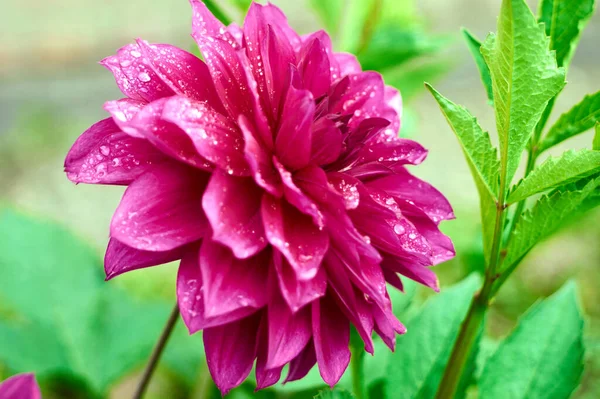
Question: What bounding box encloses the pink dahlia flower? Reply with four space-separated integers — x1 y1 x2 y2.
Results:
0 374 41 399
65 0 454 393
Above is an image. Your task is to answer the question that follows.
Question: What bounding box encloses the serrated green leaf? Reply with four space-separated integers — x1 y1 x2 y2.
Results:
594 123 600 150
384 274 482 399
309 0 344 38
501 177 600 274
538 0 595 68
508 149 600 203
539 91 600 152
480 281 584 399
462 28 494 104
314 388 355 399
481 0 565 189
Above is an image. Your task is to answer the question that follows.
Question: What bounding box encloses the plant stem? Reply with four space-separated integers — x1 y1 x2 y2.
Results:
133 303 180 399
350 343 366 399
203 0 233 25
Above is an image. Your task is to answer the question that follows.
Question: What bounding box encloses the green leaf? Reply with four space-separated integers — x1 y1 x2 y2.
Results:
481 0 565 189
384 274 482 399
229 0 251 12
538 0 595 68
501 177 600 274
508 149 600 203
314 388 355 399
594 123 600 150
426 84 500 260
0 208 202 395
539 91 600 152
309 0 344 38
462 28 493 104
479 281 585 399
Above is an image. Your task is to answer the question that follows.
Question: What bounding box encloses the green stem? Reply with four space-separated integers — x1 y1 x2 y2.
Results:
350 343 366 399
204 0 233 25
133 303 180 399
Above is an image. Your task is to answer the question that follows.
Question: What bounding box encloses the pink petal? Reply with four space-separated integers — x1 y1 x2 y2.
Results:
383 268 404 292
275 86 315 170
110 163 209 251
256 2 302 51
204 313 262 395
239 115 282 196
0 373 41 399
284 340 317 383
302 30 339 82
177 250 260 333
202 170 267 258
103 98 146 138
190 0 241 49
312 294 351 387
200 240 269 318
310 118 343 166
100 43 174 102
162 96 250 176
262 194 329 280
65 118 165 185
335 53 362 77
371 299 406 350
274 250 327 312
298 37 331 99
104 238 194 280
384 86 402 133
382 254 440 292
135 40 225 112
357 136 428 166
255 315 283 389
129 98 212 170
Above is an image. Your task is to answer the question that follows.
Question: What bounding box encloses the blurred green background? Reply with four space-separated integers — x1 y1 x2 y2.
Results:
1 0 599 398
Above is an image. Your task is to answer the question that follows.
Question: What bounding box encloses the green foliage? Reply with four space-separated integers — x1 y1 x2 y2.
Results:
314 388 356 399
479 282 585 399
462 29 493 104
501 177 600 275
0 208 203 396
538 0 595 68
508 149 600 203
384 275 481 399
594 123 600 150
229 0 251 12
309 0 344 38
481 0 565 188
539 91 600 152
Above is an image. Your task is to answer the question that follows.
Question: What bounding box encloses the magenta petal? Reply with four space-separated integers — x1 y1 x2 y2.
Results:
310 118 343 166
190 0 241 49
100 43 175 102
200 240 269 318
204 313 262 395
358 136 428 166
312 295 351 387
162 96 250 176
298 37 331 99
335 53 362 77
274 250 326 312
130 98 212 170
65 118 165 185
256 2 301 51
104 238 193 280
372 299 406 351
202 170 267 258
383 268 404 292
284 340 317 383
135 40 225 112
177 251 260 333
275 86 315 170
262 194 329 280
255 315 283 390
110 163 209 251
0 373 41 399
103 98 146 138
382 254 440 292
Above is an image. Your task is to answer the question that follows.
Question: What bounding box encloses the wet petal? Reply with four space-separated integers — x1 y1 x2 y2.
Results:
103 98 146 138
298 37 331 99
110 163 209 251
163 96 249 176
200 240 269 318
335 52 362 77
190 0 240 48
312 294 351 387
382 254 440 292
357 135 428 166
202 170 267 258
274 250 326 312
262 194 329 280
0 373 41 399
65 118 166 185
256 2 301 51
310 118 343 166
104 238 194 280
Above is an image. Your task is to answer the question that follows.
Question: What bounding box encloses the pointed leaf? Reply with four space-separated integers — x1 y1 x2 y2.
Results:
508 149 600 203
480 281 584 399
481 0 565 188
384 274 482 399
594 123 600 150
539 91 600 152
538 0 595 68
462 28 493 104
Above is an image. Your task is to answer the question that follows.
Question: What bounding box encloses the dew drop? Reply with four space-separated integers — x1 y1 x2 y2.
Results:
138 72 151 82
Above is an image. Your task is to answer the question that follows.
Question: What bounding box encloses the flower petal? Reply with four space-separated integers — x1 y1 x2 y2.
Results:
298 36 331 99
110 163 209 251
310 117 343 166
65 118 165 185
104 238 194 280
202 170 267 258
335 53 362 77
204 313 262 395
255 315 283 389
275 86 315 170
284 340 317 383
312 294 351 387
200 240 269 318
255 2 301 51
103 98 146 138
177 250 260 333
0 373 41 399
262 194 329 280
190 0 241 49
274 250 326 312
382 254 440 292
100 43 175 102
162 96 250 176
